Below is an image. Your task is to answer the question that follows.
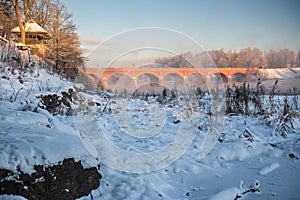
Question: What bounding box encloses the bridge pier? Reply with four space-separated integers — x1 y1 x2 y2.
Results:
132 77 138 88
227 76 232 85
159 76 164 86
184 76 188 87
102 77 108 89
206 76 211 85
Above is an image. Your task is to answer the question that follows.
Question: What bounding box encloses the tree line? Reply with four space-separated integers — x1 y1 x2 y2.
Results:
0 0 83 78
155 48 300 69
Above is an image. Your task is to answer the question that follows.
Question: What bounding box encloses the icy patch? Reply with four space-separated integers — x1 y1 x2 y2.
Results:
0 195 27 200
259 162 280 175
209 180 260 200
209 187 242 200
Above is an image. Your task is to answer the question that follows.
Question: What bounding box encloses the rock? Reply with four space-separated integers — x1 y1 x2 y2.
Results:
0 158 101 200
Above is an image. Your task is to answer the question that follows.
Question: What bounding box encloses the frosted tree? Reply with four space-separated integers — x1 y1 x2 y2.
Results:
264 49 277 68
28 0 83 78
264 49 296 68
155 48 296 68
251 48 263 68
45 0 84 78
296 50 300 67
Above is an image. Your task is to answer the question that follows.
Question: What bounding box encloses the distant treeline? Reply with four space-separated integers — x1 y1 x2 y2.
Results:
155 48 300 68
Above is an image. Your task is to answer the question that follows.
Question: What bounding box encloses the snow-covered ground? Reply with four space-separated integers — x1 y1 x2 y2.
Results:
1 62 300 200
0 64 99 172
80 114 300 200
261 67 300 79
259 68 300 94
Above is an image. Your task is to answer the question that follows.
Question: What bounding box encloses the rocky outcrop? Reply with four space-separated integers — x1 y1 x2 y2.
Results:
0 158 101 200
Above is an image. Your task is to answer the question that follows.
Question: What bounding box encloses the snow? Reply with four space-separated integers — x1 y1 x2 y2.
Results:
259 162 280 175
1 62 300 200
261 67 300 79
0 67 98 174
11 20 49 34
0 101 95 174
0 195 27 200
209 187 242 200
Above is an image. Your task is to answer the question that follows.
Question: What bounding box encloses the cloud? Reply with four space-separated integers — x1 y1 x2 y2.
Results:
79 35 104 57
79 35 119 57
79 35 102 46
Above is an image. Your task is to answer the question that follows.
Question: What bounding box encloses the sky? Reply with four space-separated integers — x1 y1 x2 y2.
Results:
61 0 300 67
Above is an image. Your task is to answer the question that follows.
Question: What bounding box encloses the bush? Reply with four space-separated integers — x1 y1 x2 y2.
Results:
38 89 74 115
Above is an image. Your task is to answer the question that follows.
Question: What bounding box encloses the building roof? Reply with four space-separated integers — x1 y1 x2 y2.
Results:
11 20 51 38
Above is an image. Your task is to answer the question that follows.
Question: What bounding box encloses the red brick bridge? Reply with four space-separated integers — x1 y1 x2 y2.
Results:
80 67 258 90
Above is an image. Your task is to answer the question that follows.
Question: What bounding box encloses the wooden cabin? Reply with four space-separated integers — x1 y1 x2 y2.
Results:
11 20 51 57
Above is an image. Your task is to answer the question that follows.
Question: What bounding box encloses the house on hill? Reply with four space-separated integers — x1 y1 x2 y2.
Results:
11 20 51 57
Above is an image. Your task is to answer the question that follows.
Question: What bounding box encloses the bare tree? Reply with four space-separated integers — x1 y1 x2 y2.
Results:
0 0 15 38
235 49 248 68
251 48 263 68
156 48 297 69
9 0 34 44
267 50 276 68
226 50 237 67
45 0 84 78
296 50 300 67
27 0 52 28
264 49 296 68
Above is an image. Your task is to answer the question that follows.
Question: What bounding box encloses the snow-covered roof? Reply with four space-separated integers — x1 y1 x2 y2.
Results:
15 42 27 47
11 20 50 37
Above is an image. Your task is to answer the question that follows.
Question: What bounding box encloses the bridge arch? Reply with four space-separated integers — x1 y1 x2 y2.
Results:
163 73 184 89
88 74 99 81
107 73 135 91
137 73 160 87
188 73 207 87
88 74 104 88
232 73 247 83
211 73 228 84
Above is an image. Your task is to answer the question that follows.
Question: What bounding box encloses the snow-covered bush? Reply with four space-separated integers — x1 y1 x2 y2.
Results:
0 41 21 69
37 89 74 116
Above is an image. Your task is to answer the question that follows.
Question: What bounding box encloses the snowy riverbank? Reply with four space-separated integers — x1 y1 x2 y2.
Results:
1 62 300 199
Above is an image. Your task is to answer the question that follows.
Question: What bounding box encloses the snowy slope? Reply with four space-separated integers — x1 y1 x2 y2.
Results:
0 66 99 174
261 67 300 79
0 101 97 174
